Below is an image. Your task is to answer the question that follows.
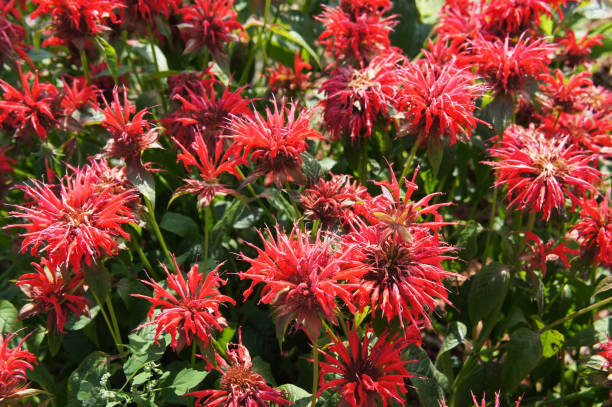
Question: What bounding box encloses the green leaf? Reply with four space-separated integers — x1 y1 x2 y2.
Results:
160 212 201 239
502 328 542 392
540 329 565 358
301 151 322 184
252 356 277 386
593 275 612 297
84 263 111 304
276 384 310 406
124 328 168 377
468 262 510 325
127 164 156 209
0 300 21 333
47 329 63 357
268 23 321 68
456 220 483 260
404 344 449 407
426 140 443 177
65 304 100 331
484 93 514 133
567 316 612 348
172 368 208 395
96 36 119 84
211 200 245 250
67 351 110 404
438 321 468 356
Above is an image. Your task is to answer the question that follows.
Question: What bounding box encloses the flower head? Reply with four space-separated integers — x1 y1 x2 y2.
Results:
267 52 313 93
0 3 29 66
188 333 290 407
16 258 90 333
570 192 612 267
239 225 355 341
133 256 235 352
597 337 612 370
538 69 592 114
482 0 555 37
60 76 98 116
557 29 604 67
520 231 576 275
228 98 321 187
0 333 37 403
7 165 137 272
485 124 601 220
318 324 411 407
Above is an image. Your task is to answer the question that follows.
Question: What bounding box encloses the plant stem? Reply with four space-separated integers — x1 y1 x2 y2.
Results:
106 295 123 352
539 295 612 333
144 197 179 274
80 49 91 85
91 291 122 355
311 340 319 407
400 138 422 180
129 228 157 279
483 186 499 260
235 167 275 224
203 205 211 272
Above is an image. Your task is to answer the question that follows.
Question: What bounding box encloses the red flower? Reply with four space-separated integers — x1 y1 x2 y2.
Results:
521 231 576 275
178 0 243 60
228 98 321 187
7 165 137 272
0 64 59 141
400 59 486 145
570 192 612 267
133 256 235 352
60 76 98 116
435 0 485 52
482 0 555 37
318 324 411 407
266 52 313 93
0 2 29 66
0 333 37 403
173 133 241 208
485 124 601 220
167 71 210 100
120 0 180 26
16 258 91 333
239 225 356 341
320 53 402 141
578 85 612 115
98 87 161 166
441 392 522 407
316 3 398 67
340 224 456 328
339 0 391 14
188 332 290 407
30 0 124 48
598 337 612 370
557 29 604 67
473 34 556 95
539 112 612 157
538 69 592 114
299 173 371 230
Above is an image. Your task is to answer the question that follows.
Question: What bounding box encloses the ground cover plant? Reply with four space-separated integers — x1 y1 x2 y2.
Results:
0 0 611 405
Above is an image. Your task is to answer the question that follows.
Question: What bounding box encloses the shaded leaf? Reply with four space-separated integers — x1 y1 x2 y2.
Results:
468 262 510 325
502 328 542 392
404 344 449 407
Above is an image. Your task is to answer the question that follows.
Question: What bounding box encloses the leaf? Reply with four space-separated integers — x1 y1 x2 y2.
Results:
276 384 310 406
567 316 612 348
451 361 503 407
426 140 443 177
84 263 111 304
124 329 168 377
65 304 100 331
0 300 21 333
456 220 483 260
211 199 245 250
468 262 510 325
96 36 119 84
404 344 449 407
67 351 110 404
47 329 63 357
160 212 201 239
593 275 612 297
502 328 542 392
252 356 277 386
540 329 565 358
172 368 208 395
301 151 322 184
268 23 321 68
127 163 156 209
484 93 514 133
438 321 468 356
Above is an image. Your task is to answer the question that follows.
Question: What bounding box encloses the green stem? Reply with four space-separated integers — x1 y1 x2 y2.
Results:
311 340 319 407
539 295 612 333
357 141 368 185
483 186 499 260
203 205 211 271
92 291 122 355
80 49 91 85
129 228 157 279
400 138 422 180
146 26 168 112
144 197 179 274
106 295 123 352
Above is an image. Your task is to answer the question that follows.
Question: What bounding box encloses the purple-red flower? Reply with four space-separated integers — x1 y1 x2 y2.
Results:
0 333 37 403
318 324 411 407
570 192 612 267
239 225 356 341
16 258 91 333
228 98 321 187
133 256 235 352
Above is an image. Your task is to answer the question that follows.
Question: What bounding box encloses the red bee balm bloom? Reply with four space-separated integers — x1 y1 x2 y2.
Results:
98 87 160 166
557 29 604 67
133 257 236 352
538 69 592 114
16 258 91 333
239 225 356 341
318 324 411 407
188 333 290 407
598 337 612 370
60 76 98 116
267 52 313 93
7 165 137 272
0 333 37 403
228 99 322 187
482 0 556 37
521 231 576 275
570 192 612 267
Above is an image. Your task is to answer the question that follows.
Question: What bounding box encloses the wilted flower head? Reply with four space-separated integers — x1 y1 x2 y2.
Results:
0 333 37 403
133 256 236 352
318 323 411 407
320 53 401 141
7 165 137 272
228 98 321 187
98 87 161 167
267 52 313 93
16 258 91 333
188 332 291 407
557 29 604 67
570 192 612 267
485 124 601 220
521 231 576 275
538 70 592 115
0 64 59 141
239 225 355 341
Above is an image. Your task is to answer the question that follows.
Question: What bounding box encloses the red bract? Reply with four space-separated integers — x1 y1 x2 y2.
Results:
598 337 612 370
16 258 90 333
30 0 124 48
521 231 576 275
557 29 604 67
400 59 485 145
7 165 137 272
473 34 555 96
98 87 160 166
173 133 240 208
60 76 98 116
133 257 235 352
178 0 243 60
538 69 592 114
340 224 455 328
0 333 37 403
228 98 321 187
239 225 355 341
318 324 411 407
188 333 290 407
320 53 401 141
485 125 601 220
578 85 612 115
299 173 371 230
316 4 397 67
570 192 612 267
267 52 313 93
0 64 59 141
